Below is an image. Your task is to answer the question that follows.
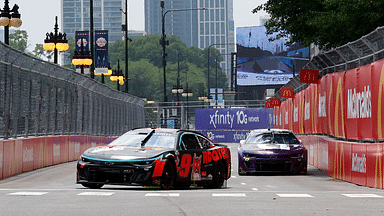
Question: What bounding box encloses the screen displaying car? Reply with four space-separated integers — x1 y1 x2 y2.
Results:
238 129 307 174
77 128 231 189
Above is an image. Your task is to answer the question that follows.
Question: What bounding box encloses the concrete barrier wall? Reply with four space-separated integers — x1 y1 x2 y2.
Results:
0 135 115 180
298 135 384 189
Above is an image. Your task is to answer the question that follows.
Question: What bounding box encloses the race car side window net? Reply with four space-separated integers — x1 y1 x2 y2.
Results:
141 129 155 147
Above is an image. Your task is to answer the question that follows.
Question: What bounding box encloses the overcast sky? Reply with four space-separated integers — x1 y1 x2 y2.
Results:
9 0 268 51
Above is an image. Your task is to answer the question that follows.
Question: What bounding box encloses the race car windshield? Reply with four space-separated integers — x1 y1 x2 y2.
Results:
246 133 299 144
108 132 176 149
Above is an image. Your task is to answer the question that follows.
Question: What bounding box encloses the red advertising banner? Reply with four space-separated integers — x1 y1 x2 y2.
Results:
310 84 318 134
371 59 384 140
344 68 358 139
356 64 373 140
317 74 329 134
293 91 304 134
265 101 273 108
273 106 280 128
286 98 294 131
329 72 346 138
303 88 312 134
366 143 383 189
328 141 352 183
351 143 367 186
300 69 319 83
270 98 281 107
281 100 288 129
280 88 295 98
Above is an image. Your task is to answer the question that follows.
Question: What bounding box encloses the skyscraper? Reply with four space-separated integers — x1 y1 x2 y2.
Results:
61 0 123 43
145 0 235 78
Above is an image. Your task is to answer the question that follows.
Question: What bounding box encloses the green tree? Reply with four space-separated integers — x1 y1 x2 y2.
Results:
31 44 53 61
253 0 384 50
9 30 28 52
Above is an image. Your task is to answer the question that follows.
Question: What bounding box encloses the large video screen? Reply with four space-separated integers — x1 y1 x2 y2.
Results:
236 26 309 86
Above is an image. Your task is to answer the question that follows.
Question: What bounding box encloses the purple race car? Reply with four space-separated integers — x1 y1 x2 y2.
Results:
238 129 307 175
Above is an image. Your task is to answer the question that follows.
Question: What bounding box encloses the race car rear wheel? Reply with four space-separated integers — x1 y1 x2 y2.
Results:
81 183 104 189
160 160 175 189
205 161 226 189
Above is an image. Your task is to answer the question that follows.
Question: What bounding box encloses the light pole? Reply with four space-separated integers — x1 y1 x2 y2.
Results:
121 0 131 93
160 1 206 102
110 59 125 91
207 43 236 95
43 16 69 64
0 0 22 45
90 0 94 79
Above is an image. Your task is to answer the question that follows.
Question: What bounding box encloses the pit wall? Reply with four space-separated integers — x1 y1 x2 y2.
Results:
297 134 384 189
0 136 116 180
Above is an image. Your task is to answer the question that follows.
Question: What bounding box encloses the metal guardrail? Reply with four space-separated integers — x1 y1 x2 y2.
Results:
0 42 145 139
276 26 384 97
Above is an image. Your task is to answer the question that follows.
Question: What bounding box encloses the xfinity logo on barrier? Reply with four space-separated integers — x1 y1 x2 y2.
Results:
209 110 260 129
352 153 366 173
233 131 250 142
347 86 371 119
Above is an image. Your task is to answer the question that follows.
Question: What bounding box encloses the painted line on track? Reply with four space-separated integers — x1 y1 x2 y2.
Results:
8 192 48 196
276 194 313 198
342 194 383 198
145 193 180 197
212 193 246 197
78 192 114 196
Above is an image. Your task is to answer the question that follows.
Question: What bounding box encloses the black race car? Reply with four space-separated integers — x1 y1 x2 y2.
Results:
77 128 231 189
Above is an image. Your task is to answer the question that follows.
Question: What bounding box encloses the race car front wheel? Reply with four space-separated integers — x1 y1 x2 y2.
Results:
160 160 175 189
81 183 104 189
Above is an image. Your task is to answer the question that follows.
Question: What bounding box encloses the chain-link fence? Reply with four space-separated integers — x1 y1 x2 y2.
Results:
0 42 145 139
276 26 384 97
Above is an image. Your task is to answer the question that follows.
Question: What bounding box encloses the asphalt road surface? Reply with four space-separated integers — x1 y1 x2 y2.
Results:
0 143 384 216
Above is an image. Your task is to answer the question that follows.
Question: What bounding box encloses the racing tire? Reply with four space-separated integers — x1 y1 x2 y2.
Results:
204 161 226 189
160 160 175 189
81 183 104 189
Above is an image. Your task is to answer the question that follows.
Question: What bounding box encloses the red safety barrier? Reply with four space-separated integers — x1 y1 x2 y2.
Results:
22 138 35 173
0 140 3 180
366 143 384 189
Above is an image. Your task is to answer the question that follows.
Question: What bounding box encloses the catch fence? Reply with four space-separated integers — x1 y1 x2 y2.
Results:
0 42 145 139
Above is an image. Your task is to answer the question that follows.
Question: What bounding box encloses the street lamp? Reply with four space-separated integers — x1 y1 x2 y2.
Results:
110 59 125 91
121 0 131 93
72 37 92 74
43 16 69 64
160 1 206 102
0 0 22 45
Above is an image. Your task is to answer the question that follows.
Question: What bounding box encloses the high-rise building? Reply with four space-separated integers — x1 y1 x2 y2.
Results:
145 0 235 78
61 0 123 43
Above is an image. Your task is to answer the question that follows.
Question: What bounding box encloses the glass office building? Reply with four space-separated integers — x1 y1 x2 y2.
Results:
61 0 123 43
145 0 235 77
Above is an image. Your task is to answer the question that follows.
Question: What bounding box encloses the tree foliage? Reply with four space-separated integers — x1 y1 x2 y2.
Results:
253 0 384 50
9 30 28 52
107 34 227 101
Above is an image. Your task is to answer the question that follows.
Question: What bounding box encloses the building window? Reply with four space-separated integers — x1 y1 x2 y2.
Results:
211 36 215 44
210 23 214 35
205 36 210 47
205 10 209 21
216 9 219 21
200 36 204 49
221 9 225 21
210 9 214 21
216 36 220 45
200 23 204 35
216 22 220 34
200 10 204 21
205 23 210 35
205 0 209 7
221 36 225 48
210 0 214 8
216 0 219 7
221 0 224 7
221 22 225 34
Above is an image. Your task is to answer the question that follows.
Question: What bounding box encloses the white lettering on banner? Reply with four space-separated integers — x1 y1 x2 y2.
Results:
209 111 235 128
75 143 80 153
294 106 298 122
285 111 288 124
207 132 215 140
236 111 248 125
53 144 60 157
0 152 2 168
352 153 367 173
347 86 371 119
23 148 33 162
318 93 326 117
248 116 260 123
233 132 250 142
237 71 291 86
304 102 310 120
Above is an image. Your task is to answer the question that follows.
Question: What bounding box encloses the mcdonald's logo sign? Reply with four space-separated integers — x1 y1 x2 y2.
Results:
333 143 345 180
300 69 319 84
375 144 382 188
265 101 273 108
281 88 294 98
270 98 281 107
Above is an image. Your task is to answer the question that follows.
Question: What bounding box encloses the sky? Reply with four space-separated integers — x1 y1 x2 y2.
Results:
6 0 268 52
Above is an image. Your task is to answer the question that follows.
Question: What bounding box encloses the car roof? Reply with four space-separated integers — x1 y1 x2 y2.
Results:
131 128 205 136
249 128 294 134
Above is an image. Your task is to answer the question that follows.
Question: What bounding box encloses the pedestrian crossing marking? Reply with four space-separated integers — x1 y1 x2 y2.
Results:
8 192 48 196
276 194 313 198
342 194 383 198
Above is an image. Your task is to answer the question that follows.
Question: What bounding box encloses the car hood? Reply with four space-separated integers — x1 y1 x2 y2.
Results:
241 144 304 153
82 145 169 161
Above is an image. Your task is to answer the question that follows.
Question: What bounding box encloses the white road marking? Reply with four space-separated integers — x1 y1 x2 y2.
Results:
231 176 237 178
145 193 180 197
266 185 277 188
8 192 48 196
252 188 258 191
342 194 383 198
78 192 114 196
276 194 313 198
241 183 246 185
212 193 246 197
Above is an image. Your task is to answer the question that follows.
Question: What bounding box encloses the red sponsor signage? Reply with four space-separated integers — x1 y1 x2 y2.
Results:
270 98 281 107
280 88 294 98
300 69 319 83
265 101 273 108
